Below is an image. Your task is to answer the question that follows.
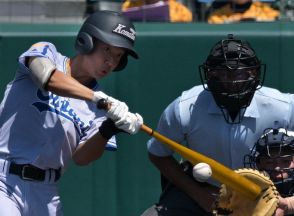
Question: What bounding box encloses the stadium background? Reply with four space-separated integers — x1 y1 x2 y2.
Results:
0 7 294 216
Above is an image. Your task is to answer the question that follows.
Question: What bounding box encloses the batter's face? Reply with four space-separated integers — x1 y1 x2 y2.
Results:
84 42 125 79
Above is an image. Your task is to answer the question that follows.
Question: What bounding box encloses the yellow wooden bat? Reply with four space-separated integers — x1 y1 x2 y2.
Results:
140 124 262 200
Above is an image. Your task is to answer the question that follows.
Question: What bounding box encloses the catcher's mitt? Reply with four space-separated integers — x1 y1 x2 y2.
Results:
213 168 279 216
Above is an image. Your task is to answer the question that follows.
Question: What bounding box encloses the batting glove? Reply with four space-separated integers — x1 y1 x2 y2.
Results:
93 91 129 122
93 91 142 134
92 91 117 104
106 99 129 122
114 112 143 135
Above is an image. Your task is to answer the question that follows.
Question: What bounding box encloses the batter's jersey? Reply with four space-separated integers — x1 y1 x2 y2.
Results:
148 85 294 177
0 42 117 171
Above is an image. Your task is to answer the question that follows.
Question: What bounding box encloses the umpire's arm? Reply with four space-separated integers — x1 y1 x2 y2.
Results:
148 153 218 212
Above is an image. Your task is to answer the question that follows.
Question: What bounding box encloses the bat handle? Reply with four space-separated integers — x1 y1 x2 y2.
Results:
140 124 154 136
97 99 109 110
98 98 153 136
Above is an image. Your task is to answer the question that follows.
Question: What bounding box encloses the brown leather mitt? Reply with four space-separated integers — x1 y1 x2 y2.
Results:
213 168 280 216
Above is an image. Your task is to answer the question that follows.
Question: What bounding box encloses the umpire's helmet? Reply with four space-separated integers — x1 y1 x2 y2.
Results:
75 10 139 71
244 128 294 197
199 34 265 124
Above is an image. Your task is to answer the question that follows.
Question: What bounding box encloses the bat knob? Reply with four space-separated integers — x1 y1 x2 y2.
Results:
97 99 108 110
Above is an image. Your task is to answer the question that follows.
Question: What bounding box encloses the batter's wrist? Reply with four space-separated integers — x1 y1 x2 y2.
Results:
99 118 122 140
92 91 108 103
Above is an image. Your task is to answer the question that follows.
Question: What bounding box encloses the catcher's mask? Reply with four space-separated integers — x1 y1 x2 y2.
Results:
244 128 294 197
199 34 265 124
75 10 139 71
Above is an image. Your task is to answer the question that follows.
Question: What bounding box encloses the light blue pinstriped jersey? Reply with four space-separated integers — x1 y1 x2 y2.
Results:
0 42 117 171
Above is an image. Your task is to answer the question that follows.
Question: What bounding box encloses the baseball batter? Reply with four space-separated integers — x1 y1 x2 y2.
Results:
0 11 143 216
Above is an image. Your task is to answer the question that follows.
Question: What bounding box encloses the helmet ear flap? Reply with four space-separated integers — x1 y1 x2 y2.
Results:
75 32 93 54
113 54 128 72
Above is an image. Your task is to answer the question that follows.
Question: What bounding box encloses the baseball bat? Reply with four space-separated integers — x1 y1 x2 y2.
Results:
97 99 262 200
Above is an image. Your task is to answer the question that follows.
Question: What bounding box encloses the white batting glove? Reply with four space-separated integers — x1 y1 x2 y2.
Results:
92 91 117 104
93 91 127 116
114 112 143 134
105 98 129 123
93 91 142 134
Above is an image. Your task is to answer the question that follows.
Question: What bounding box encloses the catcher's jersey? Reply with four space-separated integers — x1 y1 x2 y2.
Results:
0 42 117 171
147 85 294 184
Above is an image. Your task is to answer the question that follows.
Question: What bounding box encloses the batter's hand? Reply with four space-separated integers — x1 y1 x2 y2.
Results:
106 99 129 122
93 91 122 107
94 93 143 134
114 112 143 134
93 91 130 122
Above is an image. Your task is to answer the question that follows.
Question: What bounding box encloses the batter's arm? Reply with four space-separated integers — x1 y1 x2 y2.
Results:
26 56 95 101
46 69 94 101
46 70 116 165
72 133 108 166
148 153 218 212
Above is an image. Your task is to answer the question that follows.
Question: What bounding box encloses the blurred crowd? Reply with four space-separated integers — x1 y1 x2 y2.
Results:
207 0 279 23
84 0 289 23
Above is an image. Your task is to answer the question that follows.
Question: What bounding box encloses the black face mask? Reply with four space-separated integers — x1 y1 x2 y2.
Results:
208 85 255 123
199 34 266 123
207 69 260 123
264 169 294 197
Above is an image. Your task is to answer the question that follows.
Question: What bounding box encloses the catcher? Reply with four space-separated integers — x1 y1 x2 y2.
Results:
243 128 294 215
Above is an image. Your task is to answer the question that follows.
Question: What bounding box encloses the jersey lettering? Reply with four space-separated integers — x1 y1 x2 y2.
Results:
33 90 92 137
41 45 49 55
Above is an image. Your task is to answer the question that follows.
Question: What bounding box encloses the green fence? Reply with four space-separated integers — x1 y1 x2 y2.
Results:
1 21 294 216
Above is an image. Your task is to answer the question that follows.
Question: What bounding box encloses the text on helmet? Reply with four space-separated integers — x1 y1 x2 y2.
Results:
113 24 136 41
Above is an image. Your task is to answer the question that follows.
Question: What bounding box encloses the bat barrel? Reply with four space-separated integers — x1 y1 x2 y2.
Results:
96 101 262 199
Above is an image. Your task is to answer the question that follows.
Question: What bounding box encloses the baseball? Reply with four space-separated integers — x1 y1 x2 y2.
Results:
192 162 212 182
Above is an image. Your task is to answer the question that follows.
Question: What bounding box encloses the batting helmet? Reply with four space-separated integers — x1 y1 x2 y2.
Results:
75 10 139 71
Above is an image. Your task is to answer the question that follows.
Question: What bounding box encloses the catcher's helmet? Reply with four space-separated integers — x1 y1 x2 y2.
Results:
75 10 138 71
199 34 265 124
244 128 294 197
